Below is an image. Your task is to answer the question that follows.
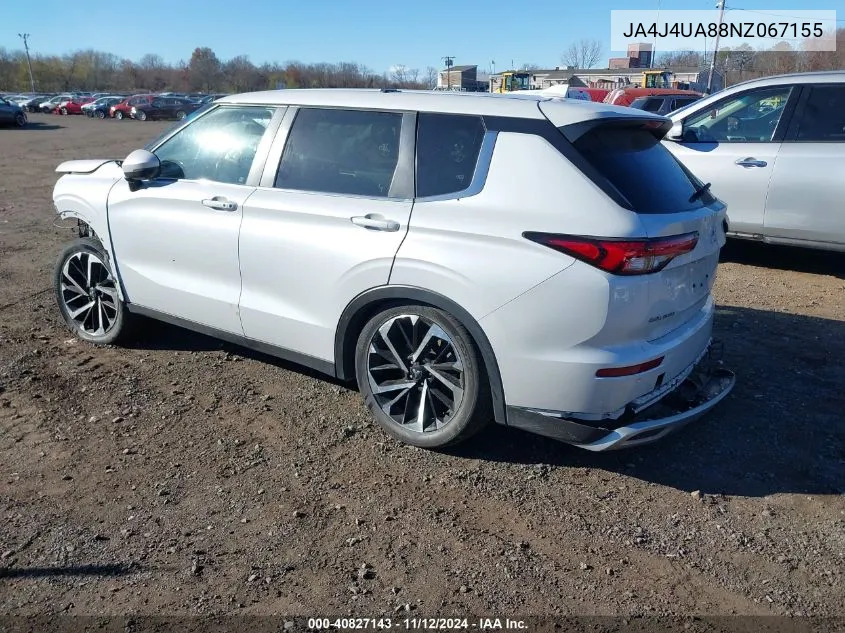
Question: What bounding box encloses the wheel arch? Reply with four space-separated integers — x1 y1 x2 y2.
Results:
334 285 507 425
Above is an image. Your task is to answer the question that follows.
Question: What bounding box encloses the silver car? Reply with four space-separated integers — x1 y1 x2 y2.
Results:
663 71 845 252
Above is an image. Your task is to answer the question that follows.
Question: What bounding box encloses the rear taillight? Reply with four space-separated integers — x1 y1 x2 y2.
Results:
523 232 699 275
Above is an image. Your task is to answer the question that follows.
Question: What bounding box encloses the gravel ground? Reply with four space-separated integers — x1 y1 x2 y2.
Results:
1 114 843 620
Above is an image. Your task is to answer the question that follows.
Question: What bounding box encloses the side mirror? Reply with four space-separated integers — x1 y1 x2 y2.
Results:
122 149 160 189
666 120 684 141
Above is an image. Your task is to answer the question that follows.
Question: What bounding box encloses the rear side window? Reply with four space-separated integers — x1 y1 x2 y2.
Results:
795 85 845 141
275 108 402 198
416 113 485 197
572 124 712 214
640 98 664 112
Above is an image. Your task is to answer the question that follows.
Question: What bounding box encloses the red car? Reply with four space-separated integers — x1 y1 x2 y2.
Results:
110 94 155 120
55 97 94 115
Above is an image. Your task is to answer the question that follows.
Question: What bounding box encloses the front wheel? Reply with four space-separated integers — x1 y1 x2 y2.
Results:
54 238 130 346
115 111 124 120
355 305 490 449
60 107 68 115
97 110 106 119
14 113 26 127
175 110 186 120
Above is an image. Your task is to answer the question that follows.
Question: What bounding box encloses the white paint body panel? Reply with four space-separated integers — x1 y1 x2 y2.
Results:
107 178 252 334
238 189 413 360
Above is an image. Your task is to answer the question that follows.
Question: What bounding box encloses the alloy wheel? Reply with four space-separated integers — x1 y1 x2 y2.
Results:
366 314 465 434
59 251 120 337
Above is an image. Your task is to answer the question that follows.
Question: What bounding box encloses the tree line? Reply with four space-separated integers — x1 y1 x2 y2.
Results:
0 46 439 93
1 31 843 94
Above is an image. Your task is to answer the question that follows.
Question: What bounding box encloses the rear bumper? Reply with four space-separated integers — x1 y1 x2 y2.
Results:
507 343 735 451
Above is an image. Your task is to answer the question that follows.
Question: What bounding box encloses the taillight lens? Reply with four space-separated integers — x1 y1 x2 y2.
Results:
523 232 699 275
596 357 664 377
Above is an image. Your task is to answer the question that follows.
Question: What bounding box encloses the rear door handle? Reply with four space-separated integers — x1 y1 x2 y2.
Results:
202 197 238 211
351 214 400 232
735 157 767 168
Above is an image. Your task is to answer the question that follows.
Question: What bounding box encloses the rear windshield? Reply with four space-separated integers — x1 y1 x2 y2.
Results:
571 125 713 214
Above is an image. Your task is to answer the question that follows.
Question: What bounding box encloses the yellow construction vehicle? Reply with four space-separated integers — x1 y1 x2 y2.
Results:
642 69 672 89
492 71 531 93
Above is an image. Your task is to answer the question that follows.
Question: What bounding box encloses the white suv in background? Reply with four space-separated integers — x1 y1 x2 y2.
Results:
51 89 735 451
663 71 845 252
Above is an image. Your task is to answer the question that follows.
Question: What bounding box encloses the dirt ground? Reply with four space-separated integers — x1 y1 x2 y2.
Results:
1 114 843 620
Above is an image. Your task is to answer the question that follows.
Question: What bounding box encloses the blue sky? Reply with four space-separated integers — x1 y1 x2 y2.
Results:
2 0 842 73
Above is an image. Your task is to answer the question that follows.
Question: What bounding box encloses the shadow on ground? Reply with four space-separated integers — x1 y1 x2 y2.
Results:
124 319 349 387
452 304 845 499
122 301 844 499
11 121 65 131
721 239 845 278
0 563 133 579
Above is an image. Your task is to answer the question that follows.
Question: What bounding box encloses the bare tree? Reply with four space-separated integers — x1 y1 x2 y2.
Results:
561 39 603 69
390 64 408 84
424 66 438 89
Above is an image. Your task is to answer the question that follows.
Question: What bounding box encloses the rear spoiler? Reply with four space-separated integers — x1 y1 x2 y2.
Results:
55 159 118 174
557 116 673 143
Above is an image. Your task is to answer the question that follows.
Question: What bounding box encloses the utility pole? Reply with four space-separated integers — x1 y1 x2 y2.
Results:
706 0 726 94
442 56 454 90
18 33 36 92
651 0 661 69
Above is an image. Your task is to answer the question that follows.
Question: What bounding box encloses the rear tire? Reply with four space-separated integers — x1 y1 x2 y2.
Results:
14 113 26 127
354 305 490 449
137 110 147 121
54 238 130 346
97 110 106 119
176 110 186 120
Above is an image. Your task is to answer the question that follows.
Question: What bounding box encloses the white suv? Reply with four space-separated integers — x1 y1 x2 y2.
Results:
52 89 735 451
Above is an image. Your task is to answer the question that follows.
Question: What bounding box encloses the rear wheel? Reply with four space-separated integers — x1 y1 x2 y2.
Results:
136 110 147 121
14 113 26 127
176 110 186 120
354 305 490 449
54 238 130 346
97 110 106 119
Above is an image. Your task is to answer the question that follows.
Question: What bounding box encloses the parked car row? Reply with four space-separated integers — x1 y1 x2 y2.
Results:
0 91 228 121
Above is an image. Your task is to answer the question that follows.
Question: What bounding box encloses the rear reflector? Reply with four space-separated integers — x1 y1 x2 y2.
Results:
523 232 699 275
596 357 664 377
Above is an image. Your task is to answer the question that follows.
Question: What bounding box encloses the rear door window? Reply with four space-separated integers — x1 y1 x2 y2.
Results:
572 123 713 213
415 113 485 197
275 108 403 198
795 85 845 141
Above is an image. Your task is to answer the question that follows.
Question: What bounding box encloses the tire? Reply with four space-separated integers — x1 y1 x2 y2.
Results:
354 305 491 449
115 111 124 120
54 238 130 346
137 110 147 121
14 113 26 128
97 110 106 119
175 110 186 120
60 107 68 115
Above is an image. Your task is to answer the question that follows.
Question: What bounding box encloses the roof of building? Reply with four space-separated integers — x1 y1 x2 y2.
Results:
441 65 477 73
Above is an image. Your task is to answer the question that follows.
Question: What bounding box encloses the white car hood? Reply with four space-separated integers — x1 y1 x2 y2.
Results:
55 159 117 174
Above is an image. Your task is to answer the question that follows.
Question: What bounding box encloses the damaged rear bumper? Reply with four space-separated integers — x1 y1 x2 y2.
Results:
506 343 735 451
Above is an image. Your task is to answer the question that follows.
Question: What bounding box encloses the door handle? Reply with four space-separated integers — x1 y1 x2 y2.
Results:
351 214 401 232
735 158 767 168
202 197 238 211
